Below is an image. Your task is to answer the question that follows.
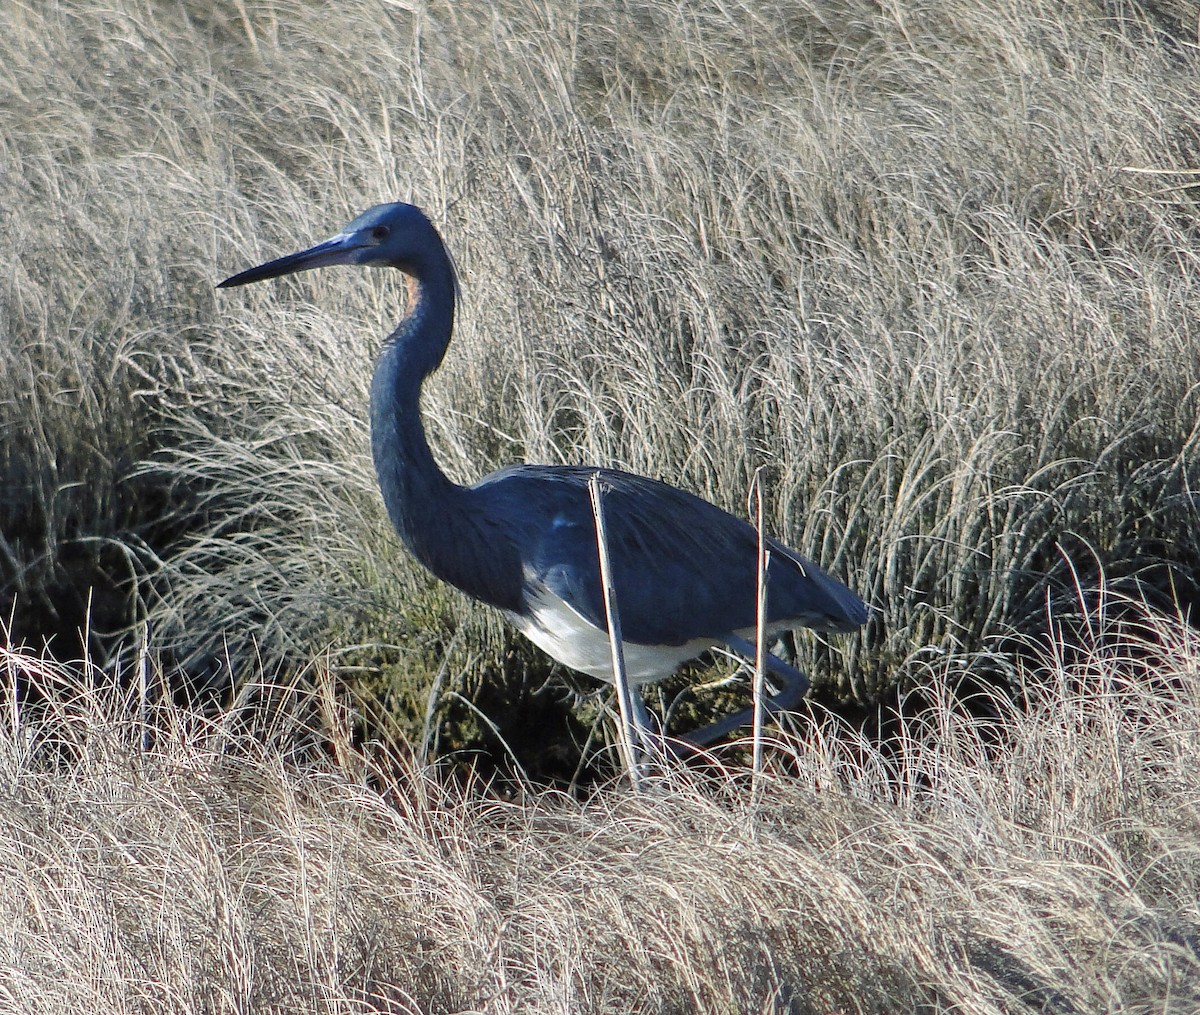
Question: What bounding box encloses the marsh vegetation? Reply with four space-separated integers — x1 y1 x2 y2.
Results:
2 0 1199 1010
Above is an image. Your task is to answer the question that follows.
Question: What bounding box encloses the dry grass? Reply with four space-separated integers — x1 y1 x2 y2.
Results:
3 0 1199 720
2 1 1200 1004
1 589 1198 1013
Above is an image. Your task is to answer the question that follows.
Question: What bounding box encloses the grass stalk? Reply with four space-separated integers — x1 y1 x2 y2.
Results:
751 467 770 780
588 471 644 788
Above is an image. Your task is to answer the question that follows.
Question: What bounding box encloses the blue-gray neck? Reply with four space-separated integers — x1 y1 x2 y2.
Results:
369 253 463 570
368 250 521 610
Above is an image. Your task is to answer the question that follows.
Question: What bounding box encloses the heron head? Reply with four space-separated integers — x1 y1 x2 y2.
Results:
218 202 446 288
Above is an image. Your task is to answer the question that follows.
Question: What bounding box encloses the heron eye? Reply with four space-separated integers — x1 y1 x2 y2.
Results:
371 225 390 242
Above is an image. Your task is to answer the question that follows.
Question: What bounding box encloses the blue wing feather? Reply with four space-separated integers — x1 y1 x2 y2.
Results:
470 464 866 647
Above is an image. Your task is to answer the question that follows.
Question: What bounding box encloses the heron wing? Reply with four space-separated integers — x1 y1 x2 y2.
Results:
474 465 864 647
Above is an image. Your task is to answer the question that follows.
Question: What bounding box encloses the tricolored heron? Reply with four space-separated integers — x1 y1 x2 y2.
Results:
219 202 868 752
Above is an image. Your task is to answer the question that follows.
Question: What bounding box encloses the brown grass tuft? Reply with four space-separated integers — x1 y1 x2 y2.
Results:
1 586 1198 1011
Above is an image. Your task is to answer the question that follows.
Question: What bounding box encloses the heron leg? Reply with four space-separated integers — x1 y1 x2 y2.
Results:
725 633 811 703
630 685 656 739
607 683 657 772
678 635 810 749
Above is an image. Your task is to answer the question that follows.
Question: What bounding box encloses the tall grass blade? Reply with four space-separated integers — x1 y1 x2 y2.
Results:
588 472 644 787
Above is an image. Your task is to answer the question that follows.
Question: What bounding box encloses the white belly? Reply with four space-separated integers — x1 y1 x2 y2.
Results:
507 588 756 686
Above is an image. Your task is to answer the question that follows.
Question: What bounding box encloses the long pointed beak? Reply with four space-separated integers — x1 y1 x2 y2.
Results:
217 233 365 288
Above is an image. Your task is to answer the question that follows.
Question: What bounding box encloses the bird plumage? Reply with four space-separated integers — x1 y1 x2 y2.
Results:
219 201 868 740
474 464 865 643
